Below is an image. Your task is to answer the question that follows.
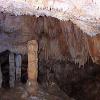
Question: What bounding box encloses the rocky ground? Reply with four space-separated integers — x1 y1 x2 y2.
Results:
0 83 75 100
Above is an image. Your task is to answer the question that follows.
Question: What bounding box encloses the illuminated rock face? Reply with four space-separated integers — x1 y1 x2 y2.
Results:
88 34 100 64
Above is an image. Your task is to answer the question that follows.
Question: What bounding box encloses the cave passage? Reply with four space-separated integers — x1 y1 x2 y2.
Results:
0 40 38 90
0 14 100 100
0 50 28 88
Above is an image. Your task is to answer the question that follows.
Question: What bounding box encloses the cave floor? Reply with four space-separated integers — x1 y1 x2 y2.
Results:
0 82 74 100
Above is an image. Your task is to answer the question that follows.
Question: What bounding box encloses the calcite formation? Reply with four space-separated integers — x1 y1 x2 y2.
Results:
0 3 99 99
15 54 22 81
27 40 38 95
87 34 100 64
9 52 15 87
0 13 100 66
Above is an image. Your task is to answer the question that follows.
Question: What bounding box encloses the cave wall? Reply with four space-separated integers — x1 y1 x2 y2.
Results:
0 12 100 100
0 12 99 64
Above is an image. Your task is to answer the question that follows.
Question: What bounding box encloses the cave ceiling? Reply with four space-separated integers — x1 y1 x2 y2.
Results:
0 0 100 36
0 0 100 65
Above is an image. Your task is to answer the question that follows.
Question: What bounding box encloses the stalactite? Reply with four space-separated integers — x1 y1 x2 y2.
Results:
0 13 99 66
50 39 62 60
58 30 70 58
39 35 63 61
39 36 50 60
38 18 91 66
60 20 89 66
33 16 44 37
43 16 61 39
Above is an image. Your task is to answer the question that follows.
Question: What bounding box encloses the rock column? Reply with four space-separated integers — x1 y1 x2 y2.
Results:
9 52 15 88
27 40 38 95
15 54 22 81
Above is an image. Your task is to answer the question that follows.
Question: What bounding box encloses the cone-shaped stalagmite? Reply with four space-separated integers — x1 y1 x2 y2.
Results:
27 40 38 95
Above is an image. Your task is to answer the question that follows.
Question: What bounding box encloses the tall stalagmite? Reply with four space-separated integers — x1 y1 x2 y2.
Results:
9 52 15 88
15 54 22 81
27 40 38 95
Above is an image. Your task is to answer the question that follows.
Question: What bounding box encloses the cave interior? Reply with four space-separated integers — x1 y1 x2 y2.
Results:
0 8 100 100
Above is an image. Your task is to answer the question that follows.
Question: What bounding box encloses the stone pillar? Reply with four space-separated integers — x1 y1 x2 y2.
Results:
0 64 2 88
9 52 15 88
27 40 38 95
15 54 22 81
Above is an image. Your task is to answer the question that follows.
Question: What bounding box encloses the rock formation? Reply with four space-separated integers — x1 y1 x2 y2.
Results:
0 12 100 100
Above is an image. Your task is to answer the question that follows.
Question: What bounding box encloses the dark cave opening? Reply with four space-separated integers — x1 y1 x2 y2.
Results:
0 50 28 88
21 54 28 84
1 60 10 88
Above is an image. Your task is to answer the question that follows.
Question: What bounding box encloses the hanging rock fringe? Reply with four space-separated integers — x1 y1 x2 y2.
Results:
0 14 99 65
60 20 89 67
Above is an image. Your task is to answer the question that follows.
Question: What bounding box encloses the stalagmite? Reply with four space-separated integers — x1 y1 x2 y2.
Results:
0 64 2 88
15 54 22 81
9 52 15 88
27 40 38 95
